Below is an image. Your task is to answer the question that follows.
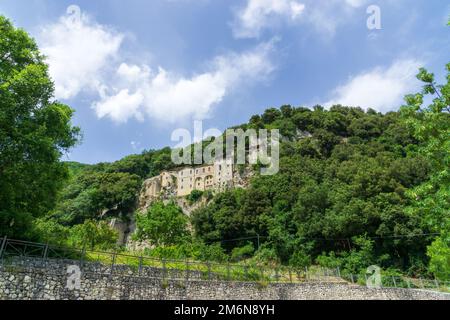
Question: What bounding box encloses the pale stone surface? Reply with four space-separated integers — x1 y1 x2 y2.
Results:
139 157 235 208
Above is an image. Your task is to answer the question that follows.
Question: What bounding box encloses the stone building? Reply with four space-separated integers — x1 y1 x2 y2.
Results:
141 157 235 199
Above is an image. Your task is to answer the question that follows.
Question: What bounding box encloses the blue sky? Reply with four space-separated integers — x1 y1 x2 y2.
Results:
1 0 449 164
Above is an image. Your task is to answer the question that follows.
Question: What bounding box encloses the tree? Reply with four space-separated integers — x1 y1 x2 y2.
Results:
427 237 450 281
68 220 118 250
133 202 189 246
0 16 80 238
401 63 450 280
51 171 141 225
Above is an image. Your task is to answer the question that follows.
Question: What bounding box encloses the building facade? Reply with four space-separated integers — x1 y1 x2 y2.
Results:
142 158 235 199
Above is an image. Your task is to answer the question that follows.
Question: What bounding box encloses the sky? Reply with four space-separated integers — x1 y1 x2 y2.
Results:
1 0 449 164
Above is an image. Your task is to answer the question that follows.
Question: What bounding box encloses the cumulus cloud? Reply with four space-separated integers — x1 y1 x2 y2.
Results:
232 0 372 38
232 0 305 38
38 8 276 124
93 41 276 123
324 59 422 113
39 12 123 100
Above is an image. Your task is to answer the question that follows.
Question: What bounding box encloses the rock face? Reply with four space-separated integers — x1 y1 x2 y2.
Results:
1 258 449 300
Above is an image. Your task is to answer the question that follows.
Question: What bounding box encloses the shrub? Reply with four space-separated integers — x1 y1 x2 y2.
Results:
231 243 255 262
315 252 342 269
187 190 204 204
289 250 312 268
251 247 280 267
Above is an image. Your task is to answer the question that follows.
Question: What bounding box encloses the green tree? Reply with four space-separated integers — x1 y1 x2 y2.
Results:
401 63 450 280
133 202 189 246
0 16 80 238
427 237 450 280
68 220 118 250
33 217 70 246
51 171 141 225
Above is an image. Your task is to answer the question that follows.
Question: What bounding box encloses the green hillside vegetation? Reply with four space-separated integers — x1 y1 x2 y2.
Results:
1 15 448 281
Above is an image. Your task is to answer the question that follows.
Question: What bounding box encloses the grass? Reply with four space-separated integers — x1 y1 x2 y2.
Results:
80 250 346 284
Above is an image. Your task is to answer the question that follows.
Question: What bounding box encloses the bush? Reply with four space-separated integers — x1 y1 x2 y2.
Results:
315 252 342 269
339 236 377 275
198 243 229 262
143 241 229 263
187 190 204 204
251 246 280 267
231 243 255 262
381 268 409 288
33 218 70 246
289 250 312 268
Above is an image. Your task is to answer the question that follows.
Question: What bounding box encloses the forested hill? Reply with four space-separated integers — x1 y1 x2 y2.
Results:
192 106 433 274
31 100 448 280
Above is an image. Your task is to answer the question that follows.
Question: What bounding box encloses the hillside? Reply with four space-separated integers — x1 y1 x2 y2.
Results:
22 93 448 281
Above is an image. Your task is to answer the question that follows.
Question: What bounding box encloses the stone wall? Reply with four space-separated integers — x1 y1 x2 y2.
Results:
0 258 448 300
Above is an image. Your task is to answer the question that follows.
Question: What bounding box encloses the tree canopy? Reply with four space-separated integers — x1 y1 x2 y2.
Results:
133 201 189 246
0 16 80 239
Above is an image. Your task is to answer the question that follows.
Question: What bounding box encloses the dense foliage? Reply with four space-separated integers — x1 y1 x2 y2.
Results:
133 202 189 246
191 66 449 279
0 16 80 239
35 147 176 247
400 64 450 280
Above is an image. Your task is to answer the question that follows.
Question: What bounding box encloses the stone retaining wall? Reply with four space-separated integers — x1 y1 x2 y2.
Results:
0 258 448 300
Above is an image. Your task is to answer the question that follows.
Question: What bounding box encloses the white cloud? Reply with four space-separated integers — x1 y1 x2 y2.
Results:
233 0 372 38
302 0 370 37
324 59 422 113
344 0 368 8
93 41 276 123
39 12 123 99
232 0 305 38
38 9 276 124
95 89 144 123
